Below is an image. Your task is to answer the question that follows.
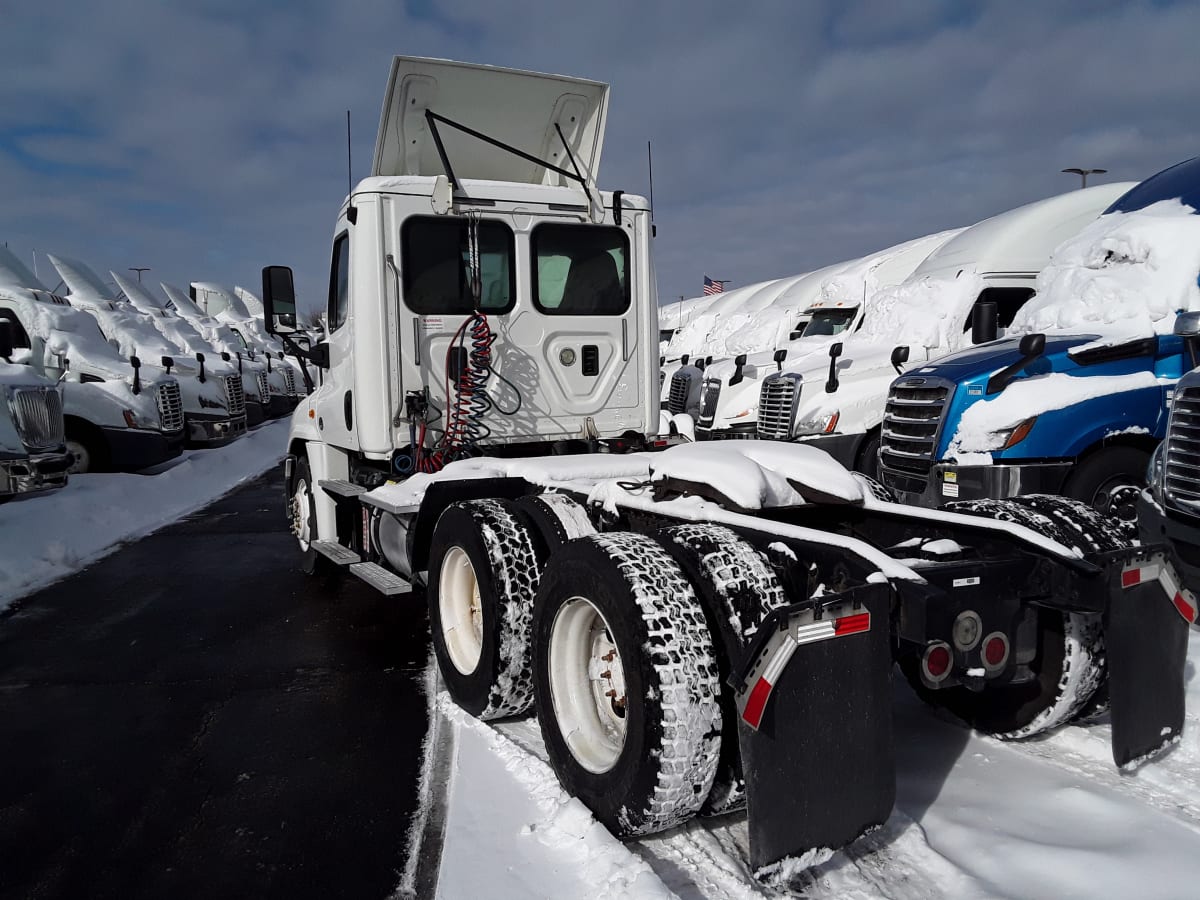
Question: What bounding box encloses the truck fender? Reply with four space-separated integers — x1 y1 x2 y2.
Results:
408 476 538 576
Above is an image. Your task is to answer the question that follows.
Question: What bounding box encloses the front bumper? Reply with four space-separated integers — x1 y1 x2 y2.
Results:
1139 490 1200 600
888 460 1073 509
695 422 759 441
185 413 248 448
104 426 185 472
794 432 868 469
0 449 71 499
245 400 266 428
267 395 297 418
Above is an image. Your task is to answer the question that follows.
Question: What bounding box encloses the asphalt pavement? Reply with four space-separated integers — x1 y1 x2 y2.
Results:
0 470 433 900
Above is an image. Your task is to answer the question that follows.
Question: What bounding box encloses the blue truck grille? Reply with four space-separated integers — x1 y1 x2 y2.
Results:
880 381 950 491
1165 387 1200 513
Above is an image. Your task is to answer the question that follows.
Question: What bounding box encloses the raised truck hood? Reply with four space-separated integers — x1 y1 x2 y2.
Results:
912 334 1095 380
371 56 609 188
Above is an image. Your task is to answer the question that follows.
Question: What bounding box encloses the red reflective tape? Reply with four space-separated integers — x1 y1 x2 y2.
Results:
741 677 773 730
1174 592 1197 623
1122 568 1142 588
834 612 871 636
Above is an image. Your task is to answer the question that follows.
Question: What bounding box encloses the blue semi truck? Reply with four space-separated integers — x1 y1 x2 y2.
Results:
881 156 1200 517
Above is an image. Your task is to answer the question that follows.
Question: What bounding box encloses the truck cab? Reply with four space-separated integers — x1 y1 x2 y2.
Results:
0 246 184 473
264 56 657 547
0 326 70 500
882 157 1200 514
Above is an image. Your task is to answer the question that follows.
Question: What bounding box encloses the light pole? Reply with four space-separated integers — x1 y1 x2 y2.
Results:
129 267 150 283
1061 167 1107 189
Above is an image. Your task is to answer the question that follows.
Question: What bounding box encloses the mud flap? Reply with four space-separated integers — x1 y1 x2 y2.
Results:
1108 554 1191 768
732 583 894 877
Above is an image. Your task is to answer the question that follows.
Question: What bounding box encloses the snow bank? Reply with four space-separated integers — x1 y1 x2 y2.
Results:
947 371 1162 460
0 419 288 609
1012 200 1200 341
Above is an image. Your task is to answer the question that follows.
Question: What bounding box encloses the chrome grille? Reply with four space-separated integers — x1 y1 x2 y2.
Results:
879 380 951 490
1165 386 1200 513
255 371 269 403
221 374 246 416
155 381 185 432
9 387 65 450
696 377 721 429
282 366 297 396
757 375 799 439
668 370 694 415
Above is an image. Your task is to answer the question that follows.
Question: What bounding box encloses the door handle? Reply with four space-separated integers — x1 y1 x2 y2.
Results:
413 319 421 366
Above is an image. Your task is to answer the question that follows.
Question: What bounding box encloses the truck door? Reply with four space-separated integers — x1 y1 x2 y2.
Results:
315 229 359 450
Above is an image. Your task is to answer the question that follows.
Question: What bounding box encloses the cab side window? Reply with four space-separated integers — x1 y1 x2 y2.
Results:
0 309 31 349
328 233 350 331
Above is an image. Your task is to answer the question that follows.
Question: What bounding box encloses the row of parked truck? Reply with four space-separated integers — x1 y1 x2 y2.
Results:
0 248 315 502
254 56 1200 879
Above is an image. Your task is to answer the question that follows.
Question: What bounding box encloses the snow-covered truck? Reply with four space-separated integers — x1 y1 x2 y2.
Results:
881 158 1200 518
261 56 1189 877
0 247 185 473
0 324 70 500
754 184 1131 478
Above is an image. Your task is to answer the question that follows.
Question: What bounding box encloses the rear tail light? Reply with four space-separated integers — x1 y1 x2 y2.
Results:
921 641 952 683
982 632 1010 671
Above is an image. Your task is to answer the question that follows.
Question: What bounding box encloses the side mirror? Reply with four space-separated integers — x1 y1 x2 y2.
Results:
680 353 690 367
130 355 142 369
220 351 230 362
789 330 804 340
261 265 298 335
773 348 787 371
1174 310 1200 337
890 345 910 374
0 320 12 359
971 300 999 344
1018 332 1045 358
730 353 748 387
825 342 843 394
130 354 142 395
161 355 174 374
196 351 207 384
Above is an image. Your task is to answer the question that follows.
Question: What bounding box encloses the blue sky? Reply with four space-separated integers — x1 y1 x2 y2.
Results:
1 1 1198 314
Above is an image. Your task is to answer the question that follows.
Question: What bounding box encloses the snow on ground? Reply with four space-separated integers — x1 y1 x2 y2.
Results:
0 419 288 610
433 634 1200 899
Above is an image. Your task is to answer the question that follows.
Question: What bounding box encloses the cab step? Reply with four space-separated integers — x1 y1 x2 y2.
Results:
359 491 420 516
350 561 413 595
319 479 367 498
312 540 361 566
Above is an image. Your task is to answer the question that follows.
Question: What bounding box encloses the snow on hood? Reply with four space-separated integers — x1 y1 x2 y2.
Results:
192 282 251 319
947 370 1162 461
0 359 54 387
1010 199 1200 342
861 269 987 355
647 441 863 509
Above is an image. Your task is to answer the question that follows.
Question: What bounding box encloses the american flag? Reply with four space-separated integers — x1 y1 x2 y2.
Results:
703 275 726 296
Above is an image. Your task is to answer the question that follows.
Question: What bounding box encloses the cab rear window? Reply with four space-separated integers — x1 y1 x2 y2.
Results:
401 216 515 314
532 224 629 316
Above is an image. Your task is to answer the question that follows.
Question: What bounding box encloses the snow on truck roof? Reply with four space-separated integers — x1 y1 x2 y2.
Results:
372 56 609 188
913 182 1134 279
0 245 50 293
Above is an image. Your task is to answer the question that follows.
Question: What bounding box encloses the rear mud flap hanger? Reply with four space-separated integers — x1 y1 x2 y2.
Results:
731 582 895 878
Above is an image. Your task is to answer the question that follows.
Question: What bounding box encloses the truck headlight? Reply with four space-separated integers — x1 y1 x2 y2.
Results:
122 408 156 429
998 416 1037 450
1148 442 1165 504
795 411 840 435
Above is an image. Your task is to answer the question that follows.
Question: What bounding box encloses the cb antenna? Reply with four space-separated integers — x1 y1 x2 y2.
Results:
346 110 358 225
647 141 656 237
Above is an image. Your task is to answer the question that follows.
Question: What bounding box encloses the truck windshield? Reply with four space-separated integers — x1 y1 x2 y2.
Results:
532 224 629 315
401 216 515 314
802 307 857 337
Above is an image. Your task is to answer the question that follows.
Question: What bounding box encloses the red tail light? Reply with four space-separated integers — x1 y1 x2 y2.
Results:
982 632 1009 670
921 641 952 683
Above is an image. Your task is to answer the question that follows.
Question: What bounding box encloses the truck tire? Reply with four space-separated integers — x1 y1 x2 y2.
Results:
428 499 541 720
533 532 722 837
906 496 1108 738
65 420 108 474
1063 446 1149 533
290 458 330 576
658 523 789 816
856 429 882 481
854 471 897 503
511 493 595 560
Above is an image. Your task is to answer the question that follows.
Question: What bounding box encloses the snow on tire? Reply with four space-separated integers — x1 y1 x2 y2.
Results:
658 523 789 815
427 499 541 720
533 532 723 837
912 496 1109 738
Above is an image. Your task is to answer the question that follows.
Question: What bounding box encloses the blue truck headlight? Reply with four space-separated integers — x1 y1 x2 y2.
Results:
999 416 1037 449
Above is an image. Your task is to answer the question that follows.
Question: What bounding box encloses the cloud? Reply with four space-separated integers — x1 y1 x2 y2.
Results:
0 0 1197 315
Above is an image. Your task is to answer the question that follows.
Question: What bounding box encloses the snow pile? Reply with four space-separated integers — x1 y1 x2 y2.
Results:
647 441 864 509
947 371 1162 461
1012 199 1200 340
861 269 987 354
0 419 288 609
659 294 720 332
664 278 788 362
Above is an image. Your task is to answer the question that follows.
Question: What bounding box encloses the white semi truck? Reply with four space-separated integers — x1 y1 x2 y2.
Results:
47 254 247 448
0 325 70 500
260 57 1190 878
0 247 184 473
755 183 1132 476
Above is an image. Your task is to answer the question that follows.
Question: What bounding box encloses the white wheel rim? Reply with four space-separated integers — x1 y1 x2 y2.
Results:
292 478 312 551
66 439 90 474
440 546 484 675
548 596 628 774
